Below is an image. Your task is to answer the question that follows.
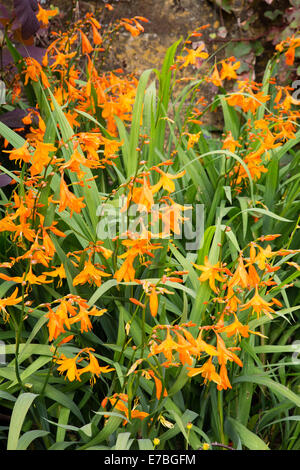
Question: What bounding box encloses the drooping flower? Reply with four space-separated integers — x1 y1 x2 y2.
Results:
193 256 228 293
0 288 24 322
240 286 275 319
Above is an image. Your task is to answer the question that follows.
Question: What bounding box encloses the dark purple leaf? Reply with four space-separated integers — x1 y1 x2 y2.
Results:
2 45 47 68
0 4 10 20
13 0 39 40
0 108 28 128
0 173 12 187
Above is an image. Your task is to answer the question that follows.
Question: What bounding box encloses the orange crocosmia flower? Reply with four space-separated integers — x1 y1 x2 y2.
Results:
120 18 143 37
173 331 195 366
194 330 219 357
254 244 274 270
0 265 52 286
57 175 86 217
222 131 241 154
46 304 71 342
100 136 123 160
151 168 186 194
102 393 149 425
0 216 18 234
220 60 240 80
17 239 51 268
73 258 111 288
149 328 179 363
210 64 223 87
36 4 58 25
23 58 49 88
80 30 93 54
193 256 228 293
78 348 114 385
55 353 83 382
59 148 87 180
50 51 77 70
285 46 295 66
149 287 159 317
30 142 57 177
0 288 23 322
3 142 32 165
217 363 232 391
124 177 154 213
184 131 201 150
177 45 208 68
145 370 168 400
215 332 243 368
160 198 191 236
69 306 106 333
240 286 275 319
91 23 102 45
228 255 248 289
114 255 136 283
64 111 80 129
217 313 265 341
187 357 222 386
114 232 161 283
60 151 85 179
76 132 102 161
43 264 66 287
247 263 260 288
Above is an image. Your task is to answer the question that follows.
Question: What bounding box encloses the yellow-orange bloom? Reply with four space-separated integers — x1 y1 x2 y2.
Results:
57 174 86 217
36 4 58 25
187 357 222 386
0 288 23 322
194 256 228 293
73 258 111 288
240 286 275 319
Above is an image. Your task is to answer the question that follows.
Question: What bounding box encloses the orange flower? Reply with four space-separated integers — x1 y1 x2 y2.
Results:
69 305 106 333
0 288 23 322
57 174 86 217
23 58 49 88
145 370 168 400
0 265 53 286
194 256 228 293
151 168 186 194
36 4 58 25
159 197 191 236
102 393 149 425
220 59 240 80
177 45 208 68
80 30 93 55
78 348 114 385
43 264 66 287
149 287 159 317
222 131 241 153
149 328 180 363
210 64 223 87
73 257 111 288
46 303 71 342
254 244 274 270
3 142 32 166
240 286 275 319
187 357 222 386
125 176 155 212
30 142 57 177
55 352 83 382
217 313 264 341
